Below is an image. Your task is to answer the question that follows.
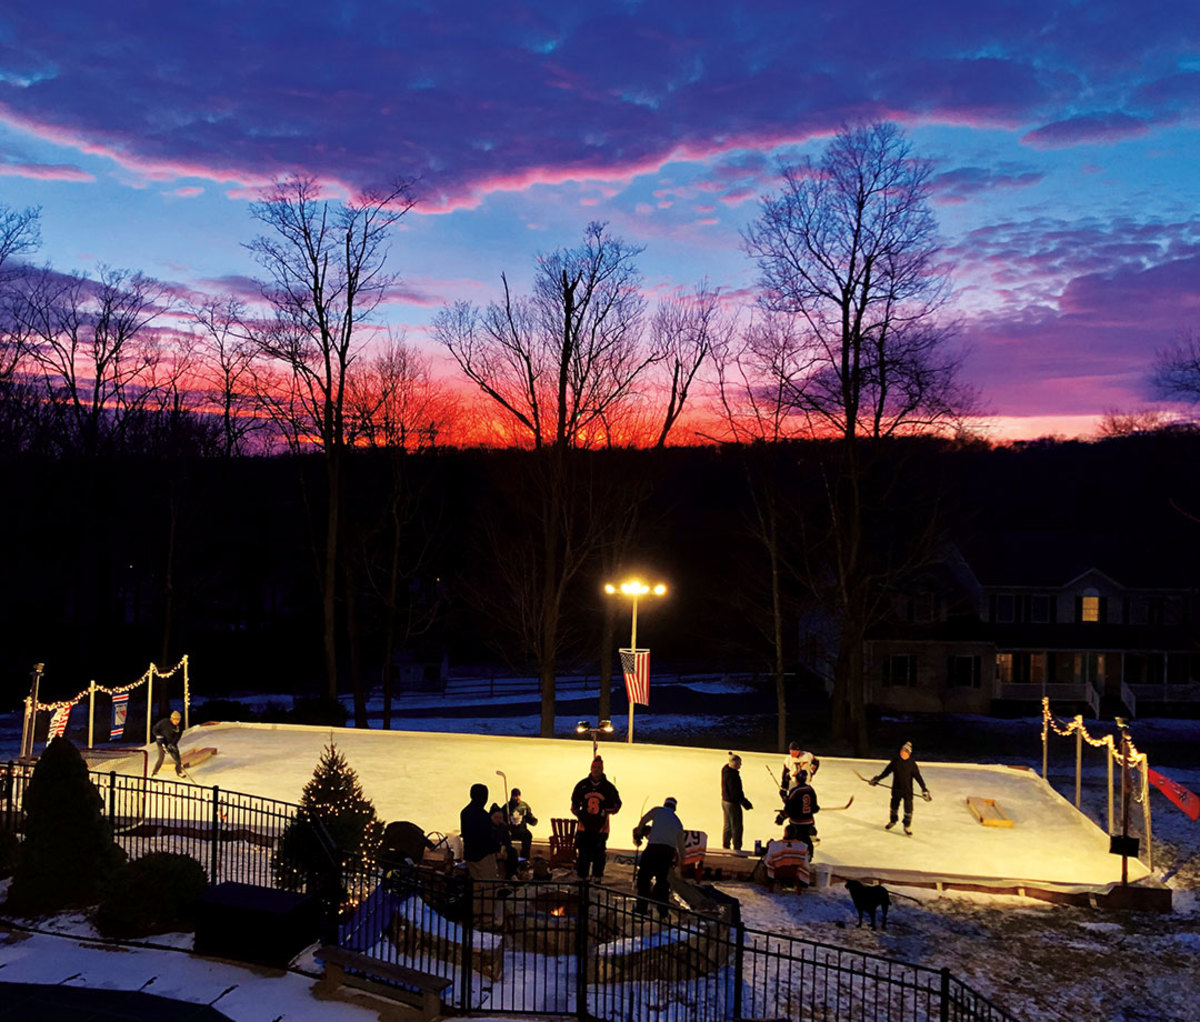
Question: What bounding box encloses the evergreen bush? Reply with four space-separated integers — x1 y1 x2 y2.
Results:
0 827 18 879
94 852 208 938
5 737 126 915
272 740 382 891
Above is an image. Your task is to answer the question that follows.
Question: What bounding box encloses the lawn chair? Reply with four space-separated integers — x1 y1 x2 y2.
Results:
762 839 811 891
680 829 707 879
549 817 577 868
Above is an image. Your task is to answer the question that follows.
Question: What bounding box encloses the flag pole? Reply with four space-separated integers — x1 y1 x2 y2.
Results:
627 593 638 744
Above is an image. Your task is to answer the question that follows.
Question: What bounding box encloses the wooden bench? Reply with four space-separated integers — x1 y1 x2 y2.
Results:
318 944 452 1020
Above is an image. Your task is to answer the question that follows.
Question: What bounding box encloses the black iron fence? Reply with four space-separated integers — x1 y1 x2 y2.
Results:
336 863 1019 1022
2 759 304 890
1 761 1017 1021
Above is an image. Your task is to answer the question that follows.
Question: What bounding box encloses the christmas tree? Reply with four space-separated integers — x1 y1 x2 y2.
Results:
272 739 383 890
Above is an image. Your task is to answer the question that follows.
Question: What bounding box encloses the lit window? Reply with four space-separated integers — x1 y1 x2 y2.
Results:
1081 596 1100 622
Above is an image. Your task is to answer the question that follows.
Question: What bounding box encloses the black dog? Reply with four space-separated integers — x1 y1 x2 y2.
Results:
845 879 890 930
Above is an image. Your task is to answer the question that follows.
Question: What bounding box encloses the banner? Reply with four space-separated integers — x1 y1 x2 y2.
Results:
1147 767 1200 822
110 692 129 740
48 703 72 739
620 648 650 706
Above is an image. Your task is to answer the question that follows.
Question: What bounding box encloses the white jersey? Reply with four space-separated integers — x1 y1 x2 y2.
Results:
782 750 818 789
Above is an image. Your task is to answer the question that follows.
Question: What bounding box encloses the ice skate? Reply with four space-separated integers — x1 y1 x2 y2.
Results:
885 820 896 830
903 825 912 836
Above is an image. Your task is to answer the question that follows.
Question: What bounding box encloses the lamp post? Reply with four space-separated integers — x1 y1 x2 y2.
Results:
575 719 614 758
604 579 667 744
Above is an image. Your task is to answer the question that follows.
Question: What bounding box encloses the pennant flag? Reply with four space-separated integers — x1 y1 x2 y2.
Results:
48 703 72 739
1147 767 1200 822
620 648 650 706
110 692 129 740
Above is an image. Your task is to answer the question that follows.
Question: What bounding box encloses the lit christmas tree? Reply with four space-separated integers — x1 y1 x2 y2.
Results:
272 739 383 890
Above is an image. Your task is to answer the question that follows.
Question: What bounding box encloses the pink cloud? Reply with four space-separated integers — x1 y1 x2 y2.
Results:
0 161 93 182
166 186 204 198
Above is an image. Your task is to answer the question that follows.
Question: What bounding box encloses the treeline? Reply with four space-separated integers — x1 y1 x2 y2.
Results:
4 429 1200 730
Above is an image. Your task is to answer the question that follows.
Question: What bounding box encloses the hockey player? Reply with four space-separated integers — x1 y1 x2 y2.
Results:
781 740 820 792
632 796 686 918
151 710 184 777
869 740 931 835
775 770 820 859
570 756 621 880
720 753 753 852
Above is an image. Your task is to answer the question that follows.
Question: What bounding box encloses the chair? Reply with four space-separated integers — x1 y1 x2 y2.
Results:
680 829 707 879
549 817 577 867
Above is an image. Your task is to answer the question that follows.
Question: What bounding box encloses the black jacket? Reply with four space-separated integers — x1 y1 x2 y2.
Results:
151 717 182 747
460 798 499 862
782 782 819 825
571 774 621 833
721 765 752 809
876 756 928 798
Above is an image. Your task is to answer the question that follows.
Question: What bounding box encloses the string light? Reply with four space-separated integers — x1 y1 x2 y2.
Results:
32 656 190 712
1041 697 1145 767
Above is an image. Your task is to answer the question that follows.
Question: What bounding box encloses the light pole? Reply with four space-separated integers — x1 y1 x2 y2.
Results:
604 579 667 744
575 719 614 758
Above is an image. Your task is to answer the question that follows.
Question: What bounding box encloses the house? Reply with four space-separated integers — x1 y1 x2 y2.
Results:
865 533 1200 718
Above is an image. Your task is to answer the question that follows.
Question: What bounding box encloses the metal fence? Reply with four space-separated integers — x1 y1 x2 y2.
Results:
2 759 303 889
1 762 1017 1021
336 863 1019 1022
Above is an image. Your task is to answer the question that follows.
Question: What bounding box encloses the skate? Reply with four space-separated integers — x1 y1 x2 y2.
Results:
903 825 912 836
885 820 896 830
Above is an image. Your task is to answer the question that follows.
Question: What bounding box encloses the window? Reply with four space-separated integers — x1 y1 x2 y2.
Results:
996 653 1012 683
947 654 982 688
1030 595 1051 623
882 654 918 687
1128 598 1149 626
994 594 1015 623
1080 595 1100 623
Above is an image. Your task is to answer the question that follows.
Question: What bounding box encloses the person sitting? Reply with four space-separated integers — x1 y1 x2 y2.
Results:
506 787 538 860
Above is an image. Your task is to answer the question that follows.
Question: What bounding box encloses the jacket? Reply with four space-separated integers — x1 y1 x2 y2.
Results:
570 774 621 834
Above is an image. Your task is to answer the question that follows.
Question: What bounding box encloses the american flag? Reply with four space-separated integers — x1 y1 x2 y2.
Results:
48 703 72 739
620 648 650 706
110 692 129 740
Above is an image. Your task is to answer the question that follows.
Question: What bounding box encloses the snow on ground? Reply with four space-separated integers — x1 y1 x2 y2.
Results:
174 720 1146 887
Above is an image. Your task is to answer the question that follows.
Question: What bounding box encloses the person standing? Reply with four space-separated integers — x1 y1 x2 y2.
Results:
490 803 519 879
505 787 538 860
632 796 686 918
720 753 753 852
460 783 502 926
151 710 184 777
781 740 820 842
869 740 931 835
776 770 820 860
570 756 621 880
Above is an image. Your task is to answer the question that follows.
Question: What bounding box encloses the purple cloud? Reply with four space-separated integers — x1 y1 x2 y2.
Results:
1022 112 1151 149
930 165 1045 205
0 1 1191 208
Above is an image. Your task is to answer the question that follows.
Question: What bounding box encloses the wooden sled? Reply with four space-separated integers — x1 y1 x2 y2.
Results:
966 796 1013 827
180 746 218 769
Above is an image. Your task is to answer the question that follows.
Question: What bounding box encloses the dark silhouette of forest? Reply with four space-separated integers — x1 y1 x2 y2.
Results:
4 429 1198 727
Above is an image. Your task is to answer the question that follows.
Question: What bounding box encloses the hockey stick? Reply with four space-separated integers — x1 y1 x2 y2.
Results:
820 796 855 811
496 769 508 810
853 769 931 801
765 763 787 799
632 796 649 875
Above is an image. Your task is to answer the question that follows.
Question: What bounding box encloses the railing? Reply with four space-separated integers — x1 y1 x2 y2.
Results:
1 760 304 890
998 681 1100 716
335 863 1019 1022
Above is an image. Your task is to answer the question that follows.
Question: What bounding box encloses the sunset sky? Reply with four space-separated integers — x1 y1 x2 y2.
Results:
0 1 1197 440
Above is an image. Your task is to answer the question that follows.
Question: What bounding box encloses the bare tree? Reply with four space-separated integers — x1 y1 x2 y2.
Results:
743 122 967 753
1154 329 1200 406
13 265 174 456
190 294 264 456
435 221 656 736
649 281 731 447
0 203 40 380
245 174 416 704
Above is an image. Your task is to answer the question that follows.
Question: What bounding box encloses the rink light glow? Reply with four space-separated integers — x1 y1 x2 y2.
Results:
604 580 667 597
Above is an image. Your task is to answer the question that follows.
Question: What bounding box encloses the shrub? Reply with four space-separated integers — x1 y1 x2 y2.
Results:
0 827 19 879
5 737 126 915
95 852 208 938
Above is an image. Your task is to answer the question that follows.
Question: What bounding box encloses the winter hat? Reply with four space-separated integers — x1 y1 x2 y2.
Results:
788 740 801 752
663 796 677 808
901 741 913 755
511 788 521 798
489 803 503 815
728 752 742 766
592 756 603 769
170 710 181 722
